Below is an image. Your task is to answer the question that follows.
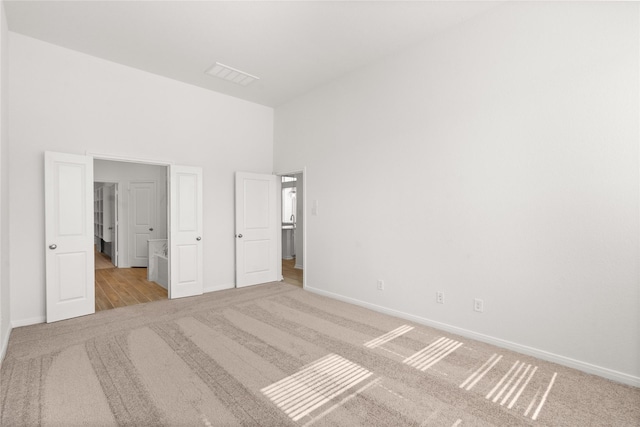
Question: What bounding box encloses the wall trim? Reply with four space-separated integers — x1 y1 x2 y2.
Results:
87 151 173 166
10 283 234 327
11 316 46 328
305 286 640 388
0 325 11 365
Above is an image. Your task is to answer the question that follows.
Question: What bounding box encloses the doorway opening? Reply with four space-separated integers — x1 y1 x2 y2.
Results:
46 151 204 323
280 173 304 288
93 159 169 312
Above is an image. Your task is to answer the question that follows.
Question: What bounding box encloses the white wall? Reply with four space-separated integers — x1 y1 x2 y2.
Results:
0 1 10 362
94 160 168 267
9 33 273 325
274 2 640 384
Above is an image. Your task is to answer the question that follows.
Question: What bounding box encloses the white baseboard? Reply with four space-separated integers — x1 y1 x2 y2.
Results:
0 325 11 365
305 286 640 388
11 316 45 328
294 263 303 270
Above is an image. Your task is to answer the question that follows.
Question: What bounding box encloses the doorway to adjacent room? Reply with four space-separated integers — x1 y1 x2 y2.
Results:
280 173 304 288
92 160 169 312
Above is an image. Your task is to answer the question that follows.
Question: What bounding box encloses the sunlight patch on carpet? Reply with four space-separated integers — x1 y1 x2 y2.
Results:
403 337 463 371
261 353 374 422
364 325 414 349
459 353 558 422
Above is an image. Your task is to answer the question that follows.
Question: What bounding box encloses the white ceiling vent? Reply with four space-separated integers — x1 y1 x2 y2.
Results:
205 62 259 86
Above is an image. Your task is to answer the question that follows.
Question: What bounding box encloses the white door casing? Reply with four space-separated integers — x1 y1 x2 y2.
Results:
110 184 118 267
44 151 95 323
129 181 156 267
169 165 203 299
235 172 278 287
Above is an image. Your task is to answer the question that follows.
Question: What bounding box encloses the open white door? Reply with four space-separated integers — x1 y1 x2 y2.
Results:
235 172 278 287
169 165 203 299
44 152 95 323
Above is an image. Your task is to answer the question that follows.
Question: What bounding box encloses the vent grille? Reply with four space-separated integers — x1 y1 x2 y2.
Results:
205 62 259 86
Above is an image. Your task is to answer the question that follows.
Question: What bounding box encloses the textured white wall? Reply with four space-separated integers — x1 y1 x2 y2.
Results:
9 33 273 325
0 2 10 361
274 2 639 383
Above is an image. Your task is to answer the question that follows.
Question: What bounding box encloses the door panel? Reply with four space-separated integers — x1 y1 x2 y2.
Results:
170 166 203 299
177 244 197 283
244 240 270 273
57 252 88 300
235 172 278 287
135 233 149 257
45 151 95 323
129 181 156 267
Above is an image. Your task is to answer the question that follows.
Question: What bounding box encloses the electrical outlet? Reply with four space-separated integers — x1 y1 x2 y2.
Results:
377 280 384 290
436 292 444 304
474 298 484 313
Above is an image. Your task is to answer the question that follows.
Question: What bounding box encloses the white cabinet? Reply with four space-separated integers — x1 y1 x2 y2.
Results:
94 186 112 243
282 227 295 259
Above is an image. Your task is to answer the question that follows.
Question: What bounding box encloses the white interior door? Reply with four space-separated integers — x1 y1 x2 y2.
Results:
109 184 118 267
235 172 278 287
170 165 203 299
44 151 95 323
129 181 156 267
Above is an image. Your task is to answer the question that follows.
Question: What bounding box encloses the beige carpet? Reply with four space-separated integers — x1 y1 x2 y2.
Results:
2 282 639 426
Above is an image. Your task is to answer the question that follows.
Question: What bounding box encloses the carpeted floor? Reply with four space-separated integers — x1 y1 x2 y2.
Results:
1 282 639 426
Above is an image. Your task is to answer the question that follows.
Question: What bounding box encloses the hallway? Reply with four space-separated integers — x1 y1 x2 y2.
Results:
282 258 303 287
95 249 167 311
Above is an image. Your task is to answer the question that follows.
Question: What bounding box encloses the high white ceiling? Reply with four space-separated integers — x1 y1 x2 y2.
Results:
4 1 499 107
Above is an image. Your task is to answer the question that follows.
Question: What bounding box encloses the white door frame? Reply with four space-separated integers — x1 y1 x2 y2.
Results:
89 152 171 291
275 168 306 289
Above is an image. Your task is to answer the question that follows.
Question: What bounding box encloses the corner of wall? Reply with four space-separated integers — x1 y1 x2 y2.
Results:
0 0 11 365
0 321 10 364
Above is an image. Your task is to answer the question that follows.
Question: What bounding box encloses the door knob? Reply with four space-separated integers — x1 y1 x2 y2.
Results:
196 236 201 241
236 234 243 238
149 228 154 231
49 244 57 250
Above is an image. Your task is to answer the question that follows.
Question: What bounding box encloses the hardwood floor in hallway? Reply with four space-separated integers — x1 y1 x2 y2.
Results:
282 258 303 287
94 246 167 312
95 246 115 269
95 267 168 312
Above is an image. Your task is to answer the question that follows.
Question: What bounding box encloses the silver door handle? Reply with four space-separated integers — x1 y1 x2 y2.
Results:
149 228 154 231
236 234 243 238
49 244 57 250
196 236 201 241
